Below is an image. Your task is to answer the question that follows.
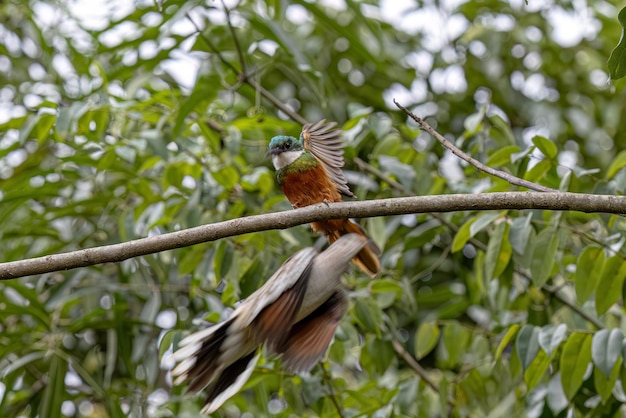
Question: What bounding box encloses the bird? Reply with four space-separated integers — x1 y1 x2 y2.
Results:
171 234 368 414
267 119 381 277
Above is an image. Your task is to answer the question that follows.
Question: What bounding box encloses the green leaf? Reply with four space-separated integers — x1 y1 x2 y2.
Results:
438 375 450 415
414 321 440 360
214 241 234 282
514 225 537 270
367 216 387 254
440 321 471 368
33 112 56 143
371 279 403 295
593 357 622 403
575 247 604 304
524 349 551 390
239 258 265 298
530 228 559 287
538 324 567 357
516 324 540 371
596 255 626 316
159 330 176 359
509 213 533 256
486 145 521 167
608 7 626 80
353 299 383 338
531 135 557 159
212 166 240 190
368 338 395 374
487 114 515 145
1 351 47 376
452 217 477 253
469 212 503 237
487 221 512 280
524 159 551 184
591 328 623 378
39 354 66 418
606 150 626 179
511 145 535 163
495 324 520 360
560 332 592 401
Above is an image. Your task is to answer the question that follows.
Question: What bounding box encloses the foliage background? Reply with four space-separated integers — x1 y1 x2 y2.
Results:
2 0 626 416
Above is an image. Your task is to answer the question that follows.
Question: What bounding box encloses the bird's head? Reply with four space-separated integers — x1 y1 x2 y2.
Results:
267 136 304 170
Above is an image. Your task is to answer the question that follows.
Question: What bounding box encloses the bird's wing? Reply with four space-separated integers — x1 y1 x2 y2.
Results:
278 291 347 373
301 120 355 198
201 352 260 414
171 317 238 391
233 247 317 330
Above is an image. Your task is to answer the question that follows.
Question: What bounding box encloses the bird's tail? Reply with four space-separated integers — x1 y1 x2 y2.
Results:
171 318 259 414
326 219 381 277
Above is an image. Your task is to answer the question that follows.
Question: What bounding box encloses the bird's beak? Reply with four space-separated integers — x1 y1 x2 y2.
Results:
265 148 277 158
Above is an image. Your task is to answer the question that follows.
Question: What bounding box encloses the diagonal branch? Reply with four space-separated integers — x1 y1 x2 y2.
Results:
220 0 247 76
394 99 557 193
1 192 626 280
186 13 308 125
391 340 442 395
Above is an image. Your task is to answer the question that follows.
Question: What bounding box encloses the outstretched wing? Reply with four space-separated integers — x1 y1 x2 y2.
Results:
301 120 355 198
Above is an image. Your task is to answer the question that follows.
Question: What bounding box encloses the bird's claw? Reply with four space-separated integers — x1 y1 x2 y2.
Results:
322 199 331 207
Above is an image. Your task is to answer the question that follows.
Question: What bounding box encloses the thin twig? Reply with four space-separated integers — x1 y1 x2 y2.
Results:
391 340 445 397
352 158 604 328
543 285 604 329
393 99 557 193
354 157 407 192
320 363 345 418
186 13 308 125
410 244 451 284
186 12 240 75
205 119 224 135
220 0 247 76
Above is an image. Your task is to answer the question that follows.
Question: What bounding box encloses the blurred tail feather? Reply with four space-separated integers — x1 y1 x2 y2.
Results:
327 219 380 277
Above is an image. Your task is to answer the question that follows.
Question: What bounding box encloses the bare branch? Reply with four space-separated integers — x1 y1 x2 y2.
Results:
186 13 308 126
221 0 247 76
320 364 345 418
391 340 443 396
1 192 625 280
354 157 407 193
394 99 557 193
543 284 603 329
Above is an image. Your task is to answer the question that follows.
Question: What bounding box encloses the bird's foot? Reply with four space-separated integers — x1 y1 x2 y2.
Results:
322 199 331 207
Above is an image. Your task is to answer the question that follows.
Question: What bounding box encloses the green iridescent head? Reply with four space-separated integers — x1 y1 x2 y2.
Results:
267 136 303 156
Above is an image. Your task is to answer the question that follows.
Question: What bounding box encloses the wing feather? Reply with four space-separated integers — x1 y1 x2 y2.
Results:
301 120 355 198
277 291 347 373
233 248 317 328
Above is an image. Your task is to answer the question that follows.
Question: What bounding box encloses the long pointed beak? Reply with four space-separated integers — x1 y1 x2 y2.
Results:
265 148 277 158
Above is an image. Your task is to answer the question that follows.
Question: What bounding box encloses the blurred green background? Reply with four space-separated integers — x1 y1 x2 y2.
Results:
2 0 626 416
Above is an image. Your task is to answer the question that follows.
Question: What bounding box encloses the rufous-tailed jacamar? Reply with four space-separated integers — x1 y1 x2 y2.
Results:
267 120 381 277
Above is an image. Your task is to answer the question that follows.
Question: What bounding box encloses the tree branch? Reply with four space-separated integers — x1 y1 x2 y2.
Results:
394 100 558 193
1 192 625 280
220 0 247 76
186 12 308 126
543 284 603 329
320 363 345 418
391 340 442 395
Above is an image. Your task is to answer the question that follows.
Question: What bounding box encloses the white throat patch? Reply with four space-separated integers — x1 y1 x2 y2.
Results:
272 150 304 170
